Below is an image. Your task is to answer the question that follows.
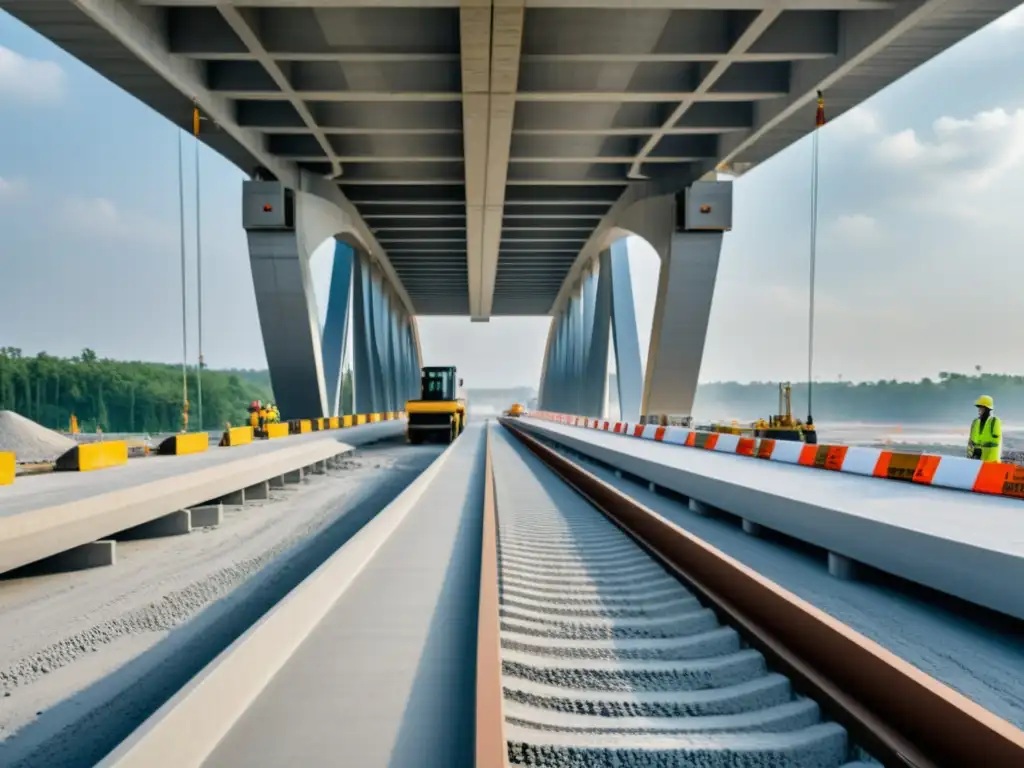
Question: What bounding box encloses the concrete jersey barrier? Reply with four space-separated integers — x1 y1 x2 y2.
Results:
531 411 1024 502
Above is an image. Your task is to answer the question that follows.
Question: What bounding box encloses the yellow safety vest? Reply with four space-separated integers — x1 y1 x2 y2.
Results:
969 415 1002 463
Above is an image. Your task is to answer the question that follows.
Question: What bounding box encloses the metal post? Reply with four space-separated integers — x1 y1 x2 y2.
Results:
176 131 189 431
194 135 204 431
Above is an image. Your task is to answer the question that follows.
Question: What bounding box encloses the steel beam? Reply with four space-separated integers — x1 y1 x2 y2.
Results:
322 241 354 417
352 253 379 414
607 239 643 423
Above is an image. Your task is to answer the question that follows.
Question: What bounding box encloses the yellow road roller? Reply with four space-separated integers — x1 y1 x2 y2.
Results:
405 366 466 444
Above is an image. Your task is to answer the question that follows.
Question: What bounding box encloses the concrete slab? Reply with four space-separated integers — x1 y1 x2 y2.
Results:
0 430 380 575
0 423 397 519
97 427 484 768
199 429 485 768
742 519 763 537
828 552 858 581
245 481 270 501
6 540 117 577
117 510 191 539
218 489 245 506
514 418 1024 621
189 504 223 529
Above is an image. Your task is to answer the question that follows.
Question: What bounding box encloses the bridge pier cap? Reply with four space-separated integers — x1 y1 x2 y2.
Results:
639 180 733 427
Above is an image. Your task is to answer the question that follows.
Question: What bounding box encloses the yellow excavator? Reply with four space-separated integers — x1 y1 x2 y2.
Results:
405 366 466 444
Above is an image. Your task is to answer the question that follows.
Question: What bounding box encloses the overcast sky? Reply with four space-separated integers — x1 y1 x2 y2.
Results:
2 7 1024 389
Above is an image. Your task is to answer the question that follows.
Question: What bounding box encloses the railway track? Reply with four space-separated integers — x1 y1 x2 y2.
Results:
484 420 1024 767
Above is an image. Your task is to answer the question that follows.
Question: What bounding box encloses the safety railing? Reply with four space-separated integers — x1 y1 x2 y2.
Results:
529 411 1024 502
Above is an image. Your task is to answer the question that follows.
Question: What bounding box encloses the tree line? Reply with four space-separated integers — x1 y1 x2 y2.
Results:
0 348 274 434
695 372 1024 424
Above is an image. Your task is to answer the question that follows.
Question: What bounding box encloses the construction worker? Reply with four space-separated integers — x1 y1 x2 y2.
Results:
248 401 262 430
968 395 1002 463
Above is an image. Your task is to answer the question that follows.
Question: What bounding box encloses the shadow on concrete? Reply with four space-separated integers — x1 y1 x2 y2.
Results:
0 445 441 768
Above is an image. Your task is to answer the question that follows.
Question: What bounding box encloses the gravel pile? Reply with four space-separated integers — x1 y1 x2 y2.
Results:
491 430 879 768
0 411 75 463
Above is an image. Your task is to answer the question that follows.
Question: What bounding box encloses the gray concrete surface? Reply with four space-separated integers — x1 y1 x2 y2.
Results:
188 505 222 529
515 418 1024 622
556 445 1024 731
197 426 485 768
0 439 440 768
0 424 405 575
0 423 401 517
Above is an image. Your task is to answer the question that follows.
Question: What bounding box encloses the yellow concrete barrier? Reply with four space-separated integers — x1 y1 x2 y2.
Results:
386 412 396 421
328 417 341 429
300 419 312 433
158 432 210 456
55 441 128 472
342 415 354 428
265 423 290 439
356 414 367 426
369 413 382 423
0 452 14 486
314 417 325 431
220 426 255 447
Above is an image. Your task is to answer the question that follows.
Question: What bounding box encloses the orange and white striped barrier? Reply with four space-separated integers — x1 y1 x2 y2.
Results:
526 410 1024 501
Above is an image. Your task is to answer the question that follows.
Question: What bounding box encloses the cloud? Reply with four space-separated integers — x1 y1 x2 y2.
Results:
830 106 882 139
872 107 1024 188
61 196 169 243
0 46 65 103
831 213 878 241
992 6 1024 31
0 176 23 199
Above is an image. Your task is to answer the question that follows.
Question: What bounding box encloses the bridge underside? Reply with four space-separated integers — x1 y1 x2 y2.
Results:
3 0 1019 420
5 0 1017 321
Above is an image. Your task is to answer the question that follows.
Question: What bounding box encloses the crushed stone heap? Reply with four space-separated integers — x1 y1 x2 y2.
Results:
0 410 76 463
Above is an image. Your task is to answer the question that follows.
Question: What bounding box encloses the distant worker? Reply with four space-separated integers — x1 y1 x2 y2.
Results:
968 395 1002 463
248 400 262 430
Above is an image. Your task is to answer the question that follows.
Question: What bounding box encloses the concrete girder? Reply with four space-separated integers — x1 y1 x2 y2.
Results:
461 0 524 320
629 7 783 179
214 4 342 178
719 0 975 167
143 1 900 9
65 0 415 318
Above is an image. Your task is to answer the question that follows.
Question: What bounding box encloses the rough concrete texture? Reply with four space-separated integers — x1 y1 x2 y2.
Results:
490 428 859 767
565 449 1024 731
0 438 440 768
0 411 75 464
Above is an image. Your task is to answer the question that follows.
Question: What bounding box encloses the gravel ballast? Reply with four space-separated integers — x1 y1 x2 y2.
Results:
0 411 75 464
491 428 876 768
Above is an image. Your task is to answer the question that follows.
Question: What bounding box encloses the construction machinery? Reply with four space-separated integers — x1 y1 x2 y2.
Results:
405 366 466 444
507 403 526 418
753 382 817 444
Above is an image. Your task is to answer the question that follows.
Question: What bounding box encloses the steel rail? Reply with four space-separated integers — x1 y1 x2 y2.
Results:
477 424 510 767
500 418 1024 768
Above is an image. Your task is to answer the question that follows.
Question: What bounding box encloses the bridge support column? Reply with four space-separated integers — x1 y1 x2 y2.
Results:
539 238 642 421
641 181 733 424
322 241 353 417
244 183 331 420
